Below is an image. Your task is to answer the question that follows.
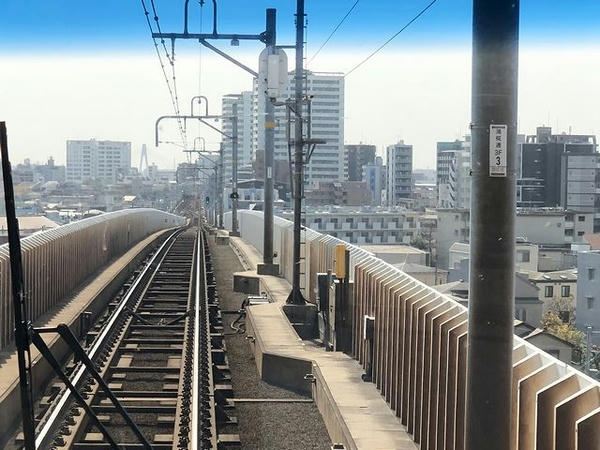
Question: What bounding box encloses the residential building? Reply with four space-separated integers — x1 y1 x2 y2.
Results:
436 137 471 208
362 156 385 206
437 273 543 328
436 208 593 269
66 139 131 184
35 157 65 183
576 251 600 344
526 269 577 317
514 322 575 364
413 168 436 185
344 144 376 181
305 181 371 206
517 126 599 230
277 206 434 245
359 244 428 265
392 262 447 286
222 92 253 182
253 71 345 185
412 183 437 210
386 141 413 205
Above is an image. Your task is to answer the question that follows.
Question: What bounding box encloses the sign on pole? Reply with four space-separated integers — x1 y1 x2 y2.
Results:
489 124 508 177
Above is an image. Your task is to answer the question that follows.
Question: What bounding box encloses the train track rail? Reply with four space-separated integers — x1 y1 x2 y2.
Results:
30 227 236 449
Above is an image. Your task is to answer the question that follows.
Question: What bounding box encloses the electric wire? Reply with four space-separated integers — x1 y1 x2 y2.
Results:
141 0 187 146
151 0 187 146
344 0 438 77
308 0 360 65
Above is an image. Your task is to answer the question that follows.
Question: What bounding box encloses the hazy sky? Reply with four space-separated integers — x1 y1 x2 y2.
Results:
1 1 599 170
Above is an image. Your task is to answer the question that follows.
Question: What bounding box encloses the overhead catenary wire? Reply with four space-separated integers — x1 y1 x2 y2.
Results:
344 0 438 77
141 0 188 146
308 0 360 65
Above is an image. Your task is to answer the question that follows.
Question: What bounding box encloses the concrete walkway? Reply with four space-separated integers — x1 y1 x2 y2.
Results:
229 237 417 450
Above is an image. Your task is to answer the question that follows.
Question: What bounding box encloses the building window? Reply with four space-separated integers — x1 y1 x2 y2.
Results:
587 296 595 310
547 349 560 359
561 285 570 297
517 250 530 263
578 215 586 222
578 231 585 237
588 268 595 280
545 286 553 297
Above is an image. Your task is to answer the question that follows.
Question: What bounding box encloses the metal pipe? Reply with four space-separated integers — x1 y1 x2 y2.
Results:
0 122 36 450
184 0 190 35
466 1 519 448
263 8 276 267
198 40 258 77
231 103 239 236
155 114 222 146
190 96 209 116
212 0 218 35
218 143 224 228
193 136 206 151
153 32 264 41
287 0 306 305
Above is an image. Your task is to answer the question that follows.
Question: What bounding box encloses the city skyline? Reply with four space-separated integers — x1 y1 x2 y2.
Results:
1 2 599 170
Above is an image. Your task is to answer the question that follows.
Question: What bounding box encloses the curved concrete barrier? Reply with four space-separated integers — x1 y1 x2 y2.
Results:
0 208 184 350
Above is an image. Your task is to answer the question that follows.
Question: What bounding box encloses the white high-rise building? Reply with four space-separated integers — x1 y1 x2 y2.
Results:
436 137 471 208
253 70 345 186
386 141 413 206
222 92 253 182
66 139 131 184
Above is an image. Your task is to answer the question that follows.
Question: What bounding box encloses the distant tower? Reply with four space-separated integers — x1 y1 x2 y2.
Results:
139 144 149 177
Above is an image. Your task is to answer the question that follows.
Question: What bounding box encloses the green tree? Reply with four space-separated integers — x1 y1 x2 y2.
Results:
541 311 585 362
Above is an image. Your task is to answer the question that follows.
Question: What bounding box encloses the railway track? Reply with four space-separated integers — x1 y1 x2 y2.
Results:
29 227 237 449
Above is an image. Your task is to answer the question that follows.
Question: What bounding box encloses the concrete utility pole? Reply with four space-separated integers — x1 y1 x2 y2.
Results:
257 8 279 276
287 0 306 305
230 102 240 236
466 1 519 449
218 142 224 229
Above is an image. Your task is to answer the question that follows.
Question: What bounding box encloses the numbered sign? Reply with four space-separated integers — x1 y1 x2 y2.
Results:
489 124 508 177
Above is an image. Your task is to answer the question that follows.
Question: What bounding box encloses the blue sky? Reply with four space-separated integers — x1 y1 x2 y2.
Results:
1 0 600 54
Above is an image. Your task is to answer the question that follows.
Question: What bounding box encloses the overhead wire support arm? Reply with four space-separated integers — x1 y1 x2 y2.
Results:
155 114 227 146
198 40 258 77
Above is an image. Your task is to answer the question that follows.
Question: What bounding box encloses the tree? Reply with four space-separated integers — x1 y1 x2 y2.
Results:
541 311 585 362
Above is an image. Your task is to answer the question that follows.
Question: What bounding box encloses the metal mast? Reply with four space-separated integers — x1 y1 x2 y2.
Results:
230 102 240 236
259 8 278 274
287 0 306 304
466 1 519 448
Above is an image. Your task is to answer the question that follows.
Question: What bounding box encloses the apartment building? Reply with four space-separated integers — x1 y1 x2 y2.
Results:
66 139 131 184
253 71 345 186
386 141 413 205
222 92 253 182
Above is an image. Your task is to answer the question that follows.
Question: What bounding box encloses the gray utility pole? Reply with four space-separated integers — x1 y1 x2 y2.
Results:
230 103 240 237
257 8 279 276
287 0 306 305
466 1 519 449
218 142 224 229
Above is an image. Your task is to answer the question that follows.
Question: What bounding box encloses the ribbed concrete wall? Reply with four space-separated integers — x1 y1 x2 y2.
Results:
230 209 600 450
0 209 184 350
